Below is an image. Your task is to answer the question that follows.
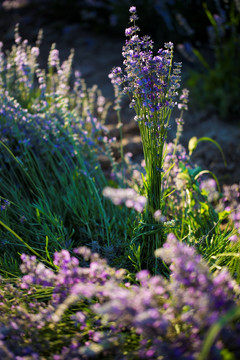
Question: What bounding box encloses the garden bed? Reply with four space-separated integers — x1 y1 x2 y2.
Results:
0 3 240 360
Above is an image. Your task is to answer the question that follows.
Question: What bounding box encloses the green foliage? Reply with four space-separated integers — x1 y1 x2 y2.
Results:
185 1 240 120
0 29 136 271
0 137 135 269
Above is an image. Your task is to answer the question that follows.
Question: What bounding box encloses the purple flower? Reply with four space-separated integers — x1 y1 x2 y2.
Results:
156 233 238 333
1 239 240 359
109 8 182 117
125 27 133 36
48 46 59 68
129 6 136 13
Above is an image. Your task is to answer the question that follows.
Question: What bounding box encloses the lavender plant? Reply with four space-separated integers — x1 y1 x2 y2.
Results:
106 6 239 272
109 6 183 271
107 7 236 275
110 6 182 213
0 28 137 272
103 113 238 277
0 25 111 156
0 235 240 359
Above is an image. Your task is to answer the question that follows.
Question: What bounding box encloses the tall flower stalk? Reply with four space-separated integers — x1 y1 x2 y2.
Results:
109 6 182 271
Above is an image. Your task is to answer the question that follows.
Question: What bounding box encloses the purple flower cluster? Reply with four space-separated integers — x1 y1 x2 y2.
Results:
0 236 239 359
157 234 238 328
109 7 182 116
0 31 112 164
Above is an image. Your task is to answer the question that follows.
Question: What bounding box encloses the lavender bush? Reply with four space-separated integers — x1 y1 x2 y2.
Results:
0 234 240 359
106 6 239 274
0 25 137 271
0 25 111 160
109 6 182 214
108 6 184 271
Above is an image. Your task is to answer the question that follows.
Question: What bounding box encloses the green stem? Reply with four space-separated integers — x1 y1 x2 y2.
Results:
117 109 125 187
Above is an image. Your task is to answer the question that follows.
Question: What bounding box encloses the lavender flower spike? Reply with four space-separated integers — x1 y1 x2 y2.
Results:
109 6 182 217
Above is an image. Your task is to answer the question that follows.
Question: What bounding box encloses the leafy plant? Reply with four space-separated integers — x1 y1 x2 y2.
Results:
183 0 240 120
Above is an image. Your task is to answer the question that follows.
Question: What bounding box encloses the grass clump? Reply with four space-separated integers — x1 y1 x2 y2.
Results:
0 25 135 273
